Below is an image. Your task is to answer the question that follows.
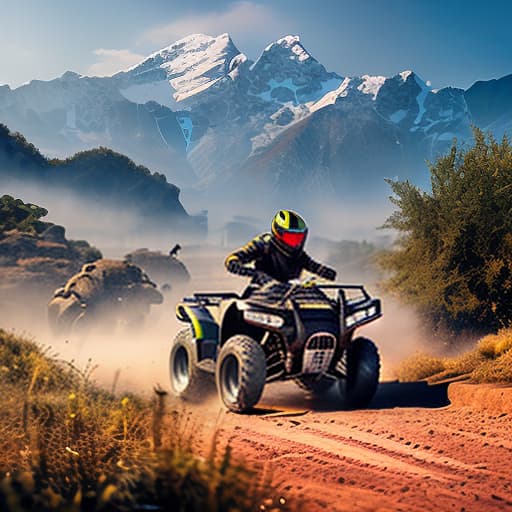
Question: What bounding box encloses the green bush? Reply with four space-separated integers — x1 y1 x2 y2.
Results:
0 195 50 234
380 128 512 332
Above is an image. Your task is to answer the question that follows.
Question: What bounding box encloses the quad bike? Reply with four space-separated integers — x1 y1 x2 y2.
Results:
169 277 382 413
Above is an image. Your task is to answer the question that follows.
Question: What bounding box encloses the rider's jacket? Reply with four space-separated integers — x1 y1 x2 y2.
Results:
225 233 336 283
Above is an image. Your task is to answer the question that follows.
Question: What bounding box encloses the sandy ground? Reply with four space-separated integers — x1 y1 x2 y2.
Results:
184 381 512 512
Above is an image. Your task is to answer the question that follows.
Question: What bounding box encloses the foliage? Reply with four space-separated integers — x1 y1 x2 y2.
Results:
0 123 48 169
0 123 189 224
0 329 294 511
380 128 512 332
0 194 50 234
396 327 512 383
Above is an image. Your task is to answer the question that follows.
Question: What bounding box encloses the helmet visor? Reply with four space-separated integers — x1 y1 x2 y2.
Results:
277 231 306 248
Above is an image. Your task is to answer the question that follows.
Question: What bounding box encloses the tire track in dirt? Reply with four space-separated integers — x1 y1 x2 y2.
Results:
212 384 512 512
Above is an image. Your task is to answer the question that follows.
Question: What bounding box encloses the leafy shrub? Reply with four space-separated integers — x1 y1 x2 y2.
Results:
0 195 50 234
380 128 512 332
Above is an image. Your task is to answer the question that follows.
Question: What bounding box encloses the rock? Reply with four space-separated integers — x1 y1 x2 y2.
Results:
124 247 190 286
47 259 163 335
41 224 66 244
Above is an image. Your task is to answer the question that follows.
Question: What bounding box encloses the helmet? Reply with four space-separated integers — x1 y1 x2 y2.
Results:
271 210 308 250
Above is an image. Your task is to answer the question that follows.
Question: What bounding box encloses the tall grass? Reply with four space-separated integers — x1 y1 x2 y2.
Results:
0 329 294 511
396 327 512 383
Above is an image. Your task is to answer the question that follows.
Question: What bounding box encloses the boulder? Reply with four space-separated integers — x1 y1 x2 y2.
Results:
48 259 163 335
124 247 190 287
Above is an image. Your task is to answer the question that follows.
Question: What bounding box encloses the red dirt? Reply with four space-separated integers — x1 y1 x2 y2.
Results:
192 381 512 512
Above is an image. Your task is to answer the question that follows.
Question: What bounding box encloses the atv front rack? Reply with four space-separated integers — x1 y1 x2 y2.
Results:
317 285 382 330
183 292 240 307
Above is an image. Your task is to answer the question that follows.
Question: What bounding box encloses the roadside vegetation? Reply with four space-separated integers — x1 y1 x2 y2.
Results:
0 328 293 512
379 128 512 334
380 128 512 384
396 327 512 383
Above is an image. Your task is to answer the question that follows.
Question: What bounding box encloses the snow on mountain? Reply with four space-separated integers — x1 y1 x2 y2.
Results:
1 31 509 209
117 33 242 106
358 75 387 99
247 35 343 105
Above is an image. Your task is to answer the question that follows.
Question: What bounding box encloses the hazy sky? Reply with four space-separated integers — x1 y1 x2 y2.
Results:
1 0 511 90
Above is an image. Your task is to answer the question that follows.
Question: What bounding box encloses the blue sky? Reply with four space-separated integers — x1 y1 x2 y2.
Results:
1 0 511 89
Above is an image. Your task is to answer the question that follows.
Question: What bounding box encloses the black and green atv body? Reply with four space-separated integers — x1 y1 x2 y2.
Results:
169 279 382 413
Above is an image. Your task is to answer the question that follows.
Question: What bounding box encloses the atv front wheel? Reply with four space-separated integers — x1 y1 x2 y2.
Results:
169 327 214 402
339 337 380 409
216 335 266 413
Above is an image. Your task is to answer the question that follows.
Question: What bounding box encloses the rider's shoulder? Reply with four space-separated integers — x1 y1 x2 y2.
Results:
241 232 270 252
259 232 272 244
247 232 272 250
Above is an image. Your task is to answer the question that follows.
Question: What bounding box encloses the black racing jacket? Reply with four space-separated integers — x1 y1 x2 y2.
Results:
225 233 336 283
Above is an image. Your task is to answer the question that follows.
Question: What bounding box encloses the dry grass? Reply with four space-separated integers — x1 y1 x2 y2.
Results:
477 329 512 358
396 327 512 384
471 350 512 383
0 328 295 512
395 354 445 382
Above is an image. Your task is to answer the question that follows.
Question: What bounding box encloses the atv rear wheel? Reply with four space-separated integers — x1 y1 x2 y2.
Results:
169 327 214 402
339 337 380 409
216 335 266 413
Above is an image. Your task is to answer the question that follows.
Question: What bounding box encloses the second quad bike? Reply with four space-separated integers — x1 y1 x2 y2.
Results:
169 278 382 413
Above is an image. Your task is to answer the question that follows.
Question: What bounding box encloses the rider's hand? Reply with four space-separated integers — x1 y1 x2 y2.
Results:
227 259 242 273
253 271 273 286
318 266 337 281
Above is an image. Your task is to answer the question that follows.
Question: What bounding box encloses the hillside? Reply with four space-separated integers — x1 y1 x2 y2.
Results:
0 124 205 235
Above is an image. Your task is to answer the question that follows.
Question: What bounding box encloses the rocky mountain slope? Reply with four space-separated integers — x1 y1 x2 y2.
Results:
1 32 511 210
0 194 101 300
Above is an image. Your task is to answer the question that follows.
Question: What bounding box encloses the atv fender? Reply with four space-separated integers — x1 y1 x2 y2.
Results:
176 303 219 360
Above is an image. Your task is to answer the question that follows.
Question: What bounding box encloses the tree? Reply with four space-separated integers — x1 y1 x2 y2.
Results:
380 128 512 332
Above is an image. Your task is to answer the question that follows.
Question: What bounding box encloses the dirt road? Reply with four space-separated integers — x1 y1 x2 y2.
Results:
194 381 512 512
8 245 510 511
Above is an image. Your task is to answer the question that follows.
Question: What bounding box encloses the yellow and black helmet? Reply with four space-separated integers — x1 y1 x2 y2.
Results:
271 210 308 250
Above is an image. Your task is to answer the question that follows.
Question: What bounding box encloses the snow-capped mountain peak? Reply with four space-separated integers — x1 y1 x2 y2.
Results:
399 70 413 82
118 33 242 104
256 34 312 69
358 75 387 99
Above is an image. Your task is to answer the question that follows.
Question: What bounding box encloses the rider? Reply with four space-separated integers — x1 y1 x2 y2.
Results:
225 210 337 287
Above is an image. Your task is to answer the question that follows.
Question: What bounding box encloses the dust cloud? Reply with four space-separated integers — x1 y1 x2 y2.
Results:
1 240 433 397
1 178 437 397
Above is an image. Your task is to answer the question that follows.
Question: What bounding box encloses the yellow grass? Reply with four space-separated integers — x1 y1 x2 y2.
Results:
395 353 445 382
396 327 512 384
0 328 294 511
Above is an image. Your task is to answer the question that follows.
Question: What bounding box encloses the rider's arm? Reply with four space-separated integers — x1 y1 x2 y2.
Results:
225 235 267 278
301 252 337 281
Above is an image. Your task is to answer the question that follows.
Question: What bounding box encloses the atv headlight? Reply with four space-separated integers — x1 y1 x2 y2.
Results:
243 310 284 328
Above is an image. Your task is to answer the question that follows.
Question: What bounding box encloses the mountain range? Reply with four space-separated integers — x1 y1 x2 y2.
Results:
1 32 511 215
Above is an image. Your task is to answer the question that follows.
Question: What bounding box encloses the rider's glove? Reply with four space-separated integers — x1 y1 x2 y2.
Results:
317 266 337 281
227 258 242 274
227 258 258 278
253 271 273 286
